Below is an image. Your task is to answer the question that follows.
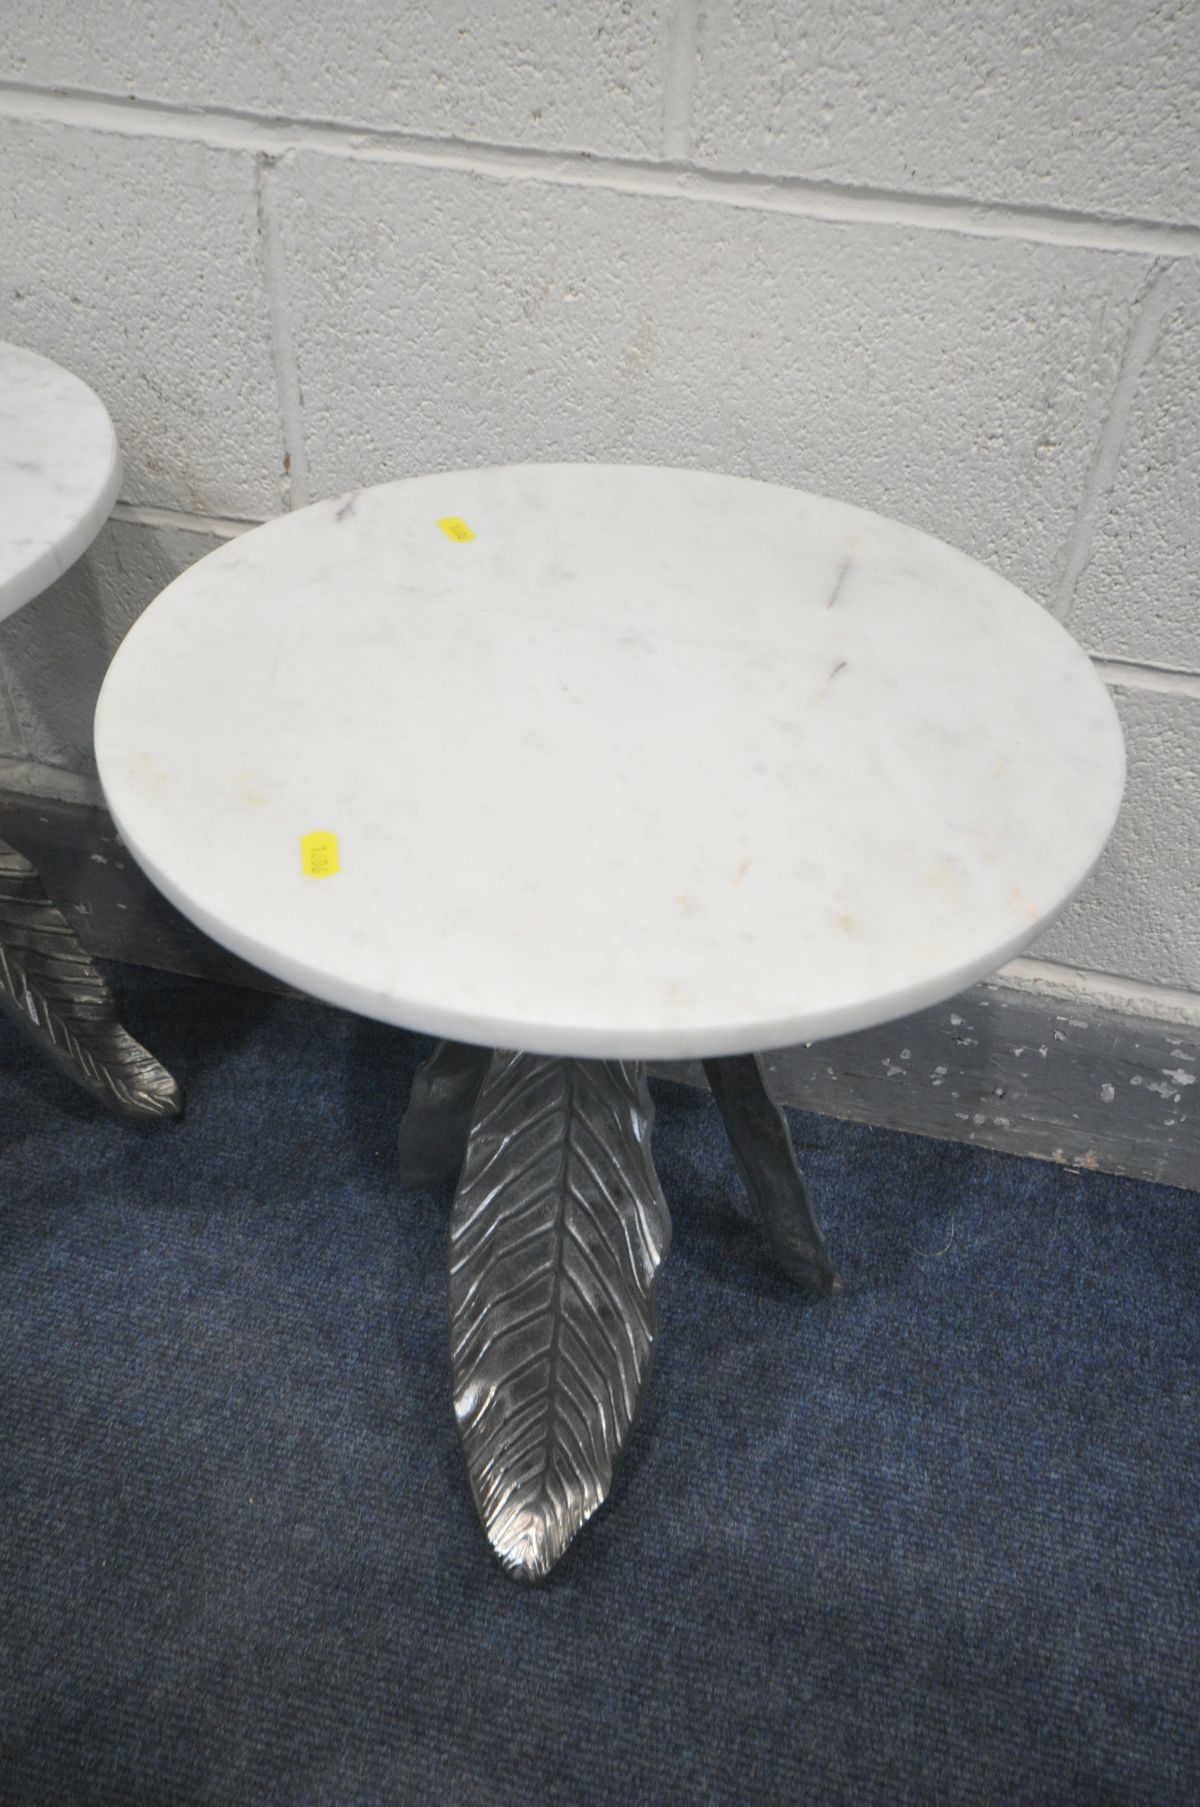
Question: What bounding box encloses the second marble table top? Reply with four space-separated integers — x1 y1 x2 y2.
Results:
0 340 121 623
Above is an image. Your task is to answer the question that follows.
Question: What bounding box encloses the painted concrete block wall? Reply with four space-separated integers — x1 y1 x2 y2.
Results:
691 1 1200 221
0 3 1197 1024
1 2 671 158
1068 262 1200 670
269 152 1144 601
1 117 283 517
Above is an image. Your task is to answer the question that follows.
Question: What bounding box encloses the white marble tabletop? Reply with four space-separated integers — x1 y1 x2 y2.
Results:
0 341 122 624
95 465 1125 1059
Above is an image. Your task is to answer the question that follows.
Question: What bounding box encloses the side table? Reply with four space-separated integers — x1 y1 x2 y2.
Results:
0 342 179 1119
94 464 1125 1575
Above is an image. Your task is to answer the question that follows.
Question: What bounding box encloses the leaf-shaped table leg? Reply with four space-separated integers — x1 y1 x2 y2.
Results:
703 1054 840 1293
449 1053 671 1581
0 840 181 1120
396 1040 491 1187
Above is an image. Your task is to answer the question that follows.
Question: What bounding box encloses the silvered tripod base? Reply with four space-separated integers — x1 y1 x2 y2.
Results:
0 839 181 1120
398 1040 839 1581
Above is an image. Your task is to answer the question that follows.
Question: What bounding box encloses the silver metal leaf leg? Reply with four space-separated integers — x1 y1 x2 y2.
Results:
0 840 181 1120
396 1040 491 1188
449 1053 671 1582
703 1053 840 1293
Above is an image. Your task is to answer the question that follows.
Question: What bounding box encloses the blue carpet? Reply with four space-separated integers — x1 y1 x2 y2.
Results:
0 966 1197 1805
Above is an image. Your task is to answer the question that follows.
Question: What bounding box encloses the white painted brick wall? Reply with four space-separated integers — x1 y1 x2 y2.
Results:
1037 685 1200 994
692 0 1200 222
1 1 671 156
0 118 283 517
270 152 1144 601
1067 262 1200 670
0 4 1197 1016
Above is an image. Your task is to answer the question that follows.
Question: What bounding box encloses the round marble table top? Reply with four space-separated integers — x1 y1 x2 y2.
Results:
95 464 1125 1058
0 341 122 623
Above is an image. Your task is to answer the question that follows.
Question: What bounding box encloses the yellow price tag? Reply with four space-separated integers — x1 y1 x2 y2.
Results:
300 830 340 878
437 516 475 542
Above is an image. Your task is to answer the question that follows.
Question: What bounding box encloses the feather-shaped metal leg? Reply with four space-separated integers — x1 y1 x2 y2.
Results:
449 1053 671 1581
0 840 181 1120
396 1039 490 1187
703 1054 840 1293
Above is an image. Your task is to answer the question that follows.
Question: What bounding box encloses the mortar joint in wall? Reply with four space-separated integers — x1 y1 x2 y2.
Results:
3 79 1200 257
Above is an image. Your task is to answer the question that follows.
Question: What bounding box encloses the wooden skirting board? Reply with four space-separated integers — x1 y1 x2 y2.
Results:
2 792 1195 1194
